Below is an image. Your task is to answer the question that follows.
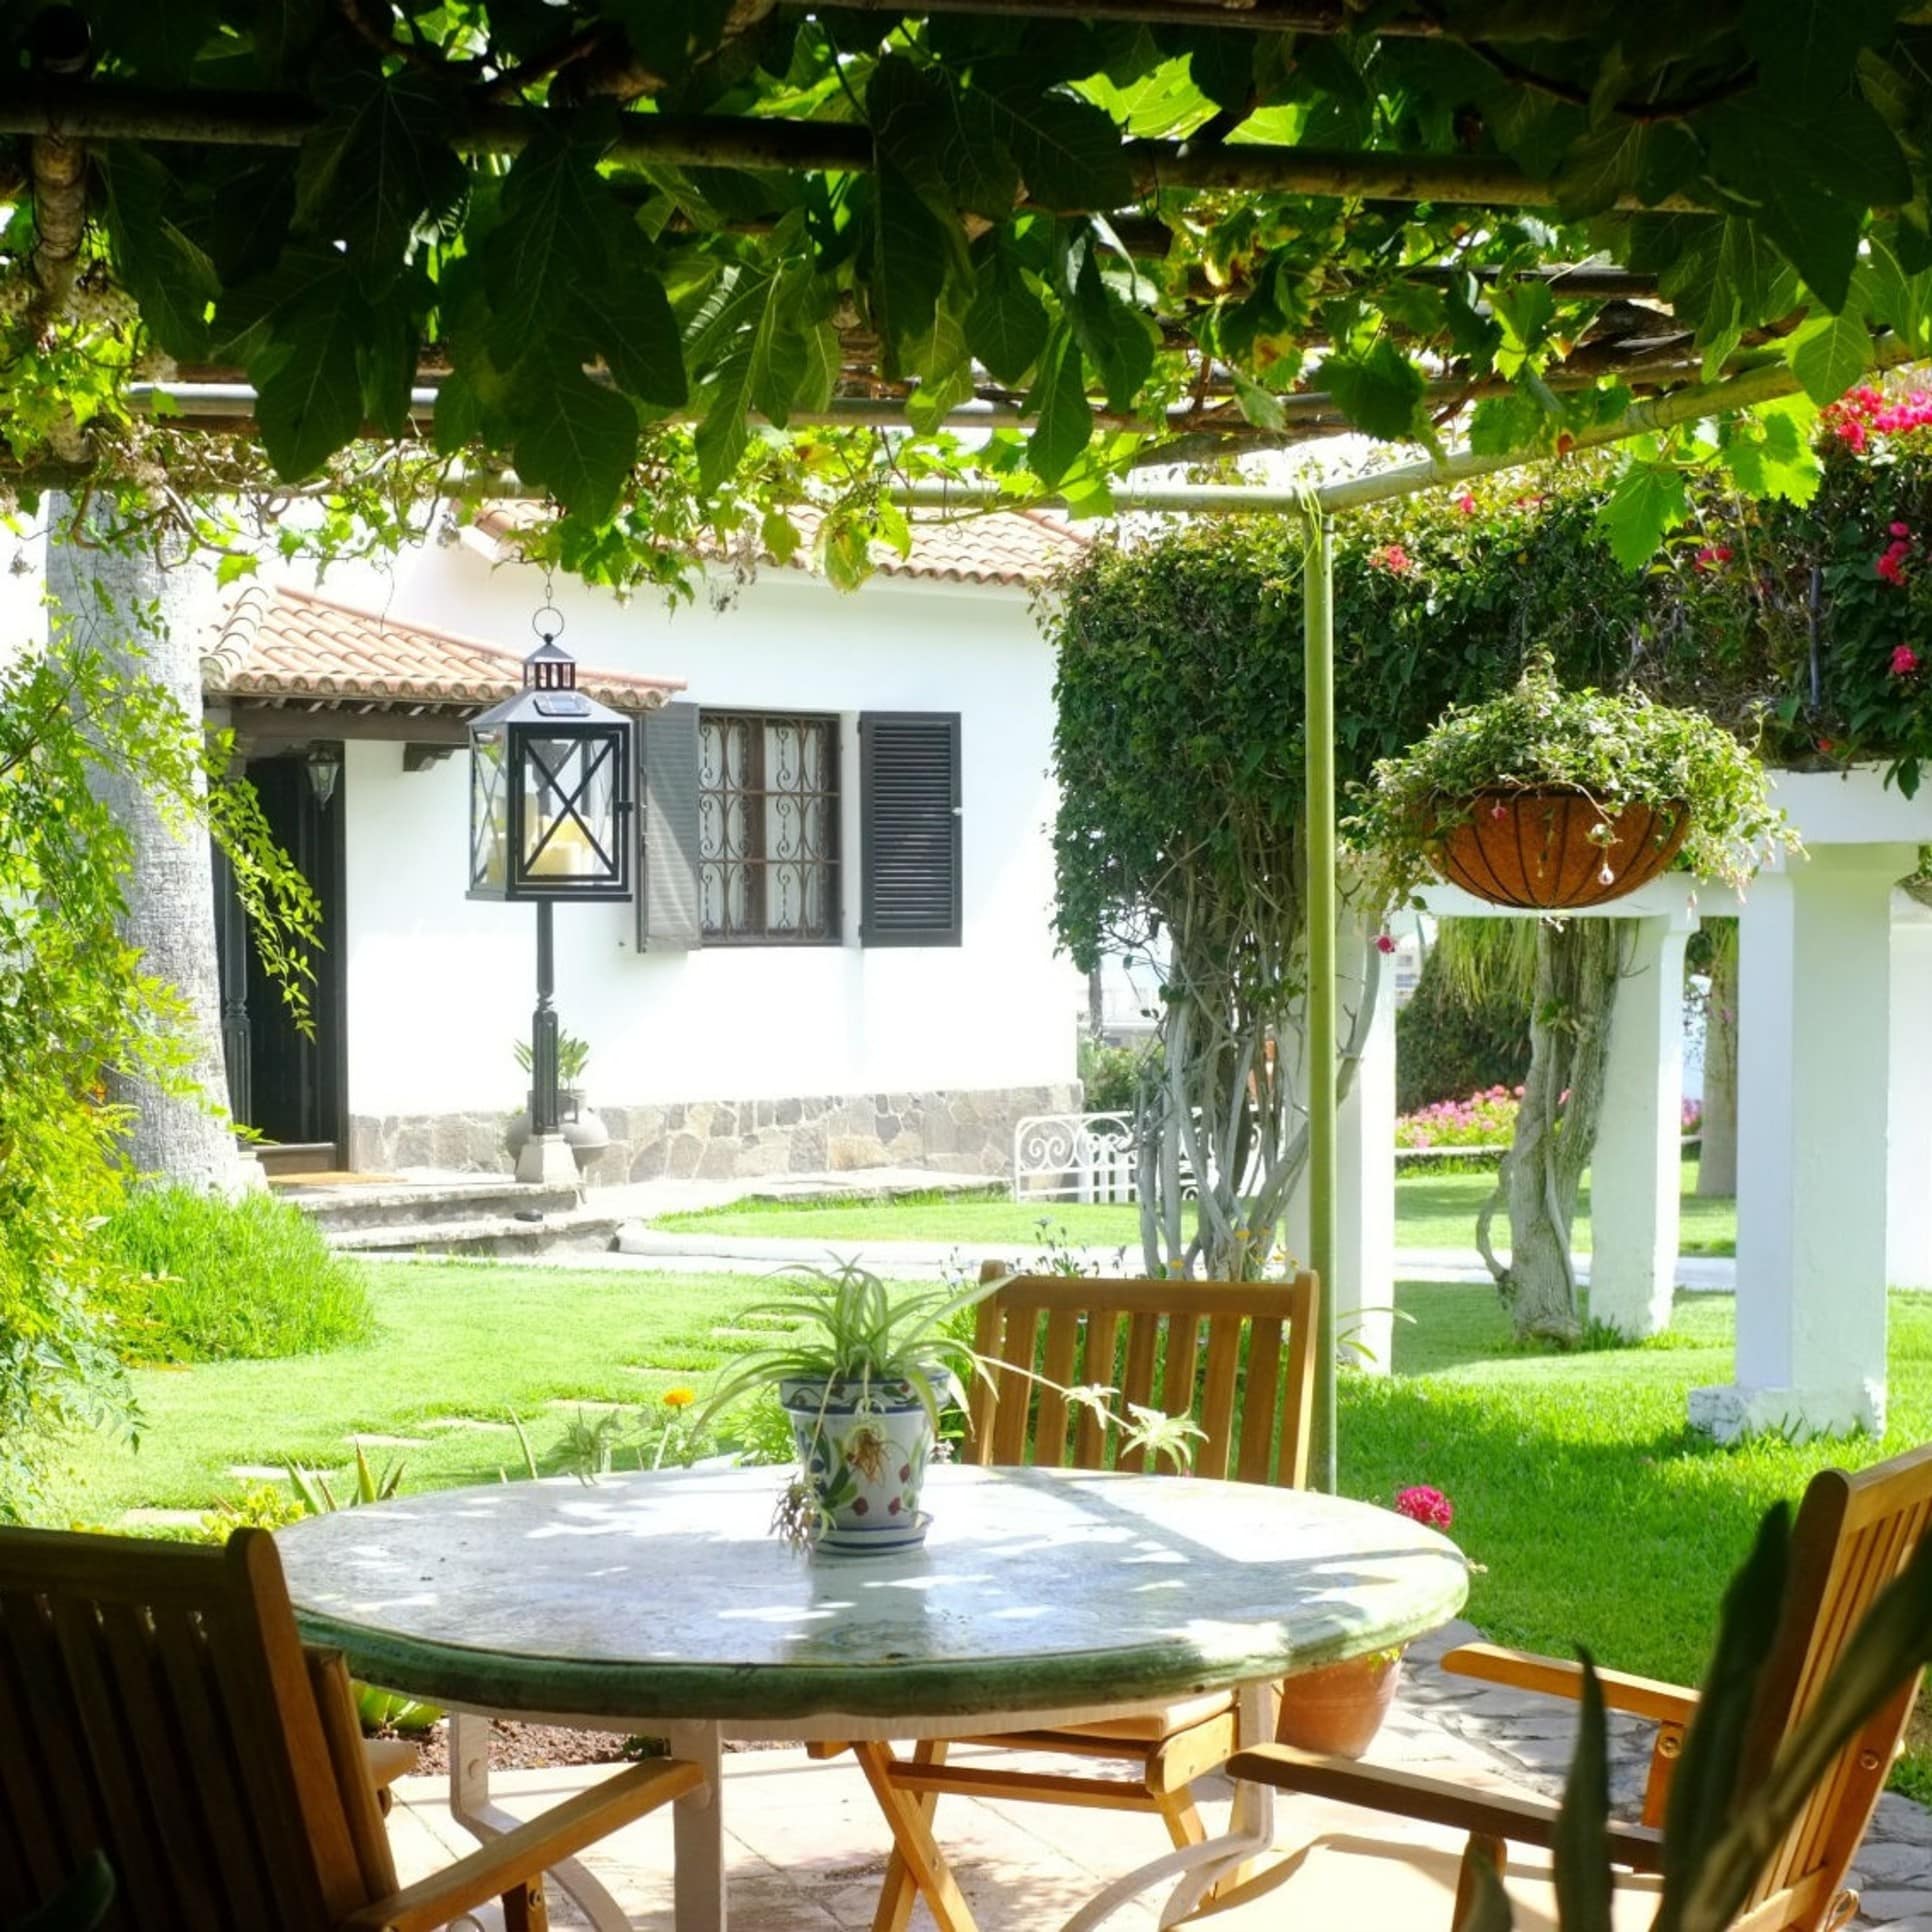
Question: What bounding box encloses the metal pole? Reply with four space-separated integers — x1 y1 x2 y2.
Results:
531 900 560 1138
1302 507 1339 1496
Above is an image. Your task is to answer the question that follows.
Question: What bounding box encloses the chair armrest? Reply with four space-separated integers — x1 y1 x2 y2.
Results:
1226 1744 1666 1875
1443 1644 1699 1726
341 1756 706 1932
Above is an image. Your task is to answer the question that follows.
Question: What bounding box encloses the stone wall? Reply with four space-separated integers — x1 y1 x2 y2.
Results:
348 1083 1083 1185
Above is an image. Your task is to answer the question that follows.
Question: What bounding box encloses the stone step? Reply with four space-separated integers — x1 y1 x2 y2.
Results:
328 1212 624 1259
285 1178 581 1234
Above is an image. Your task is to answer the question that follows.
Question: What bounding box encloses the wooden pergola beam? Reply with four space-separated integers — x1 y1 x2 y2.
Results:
0 83 1715 214
820 0 1440 34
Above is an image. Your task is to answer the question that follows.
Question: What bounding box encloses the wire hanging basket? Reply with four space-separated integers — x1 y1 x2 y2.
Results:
1429 786 1691 910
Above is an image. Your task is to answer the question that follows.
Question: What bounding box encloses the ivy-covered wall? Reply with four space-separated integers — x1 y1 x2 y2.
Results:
1047 399 1932 971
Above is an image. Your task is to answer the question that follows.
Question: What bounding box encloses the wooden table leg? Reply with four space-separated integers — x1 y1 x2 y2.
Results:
852 1740 978 1932
667 1720 728 1932
871 1740 949 1932
446 1708 632 1932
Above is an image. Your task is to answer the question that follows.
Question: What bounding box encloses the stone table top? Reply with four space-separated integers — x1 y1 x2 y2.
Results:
277 1464 1469 1727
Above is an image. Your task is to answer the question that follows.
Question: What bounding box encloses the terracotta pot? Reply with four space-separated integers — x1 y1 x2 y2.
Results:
1430 786 1690 910
1274 1649 1404 1759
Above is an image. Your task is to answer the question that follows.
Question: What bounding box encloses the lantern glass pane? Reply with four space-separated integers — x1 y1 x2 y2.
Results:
520 731 621 883
470 729 508 892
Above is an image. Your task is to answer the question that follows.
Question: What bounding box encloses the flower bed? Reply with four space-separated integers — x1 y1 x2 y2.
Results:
1396 1087 1522 1152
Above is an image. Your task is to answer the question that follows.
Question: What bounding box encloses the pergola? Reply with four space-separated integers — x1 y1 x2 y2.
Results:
11 0 1926 1487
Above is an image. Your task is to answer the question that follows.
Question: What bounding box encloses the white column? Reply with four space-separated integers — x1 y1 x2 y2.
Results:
1283 914 1397 1374
1889 906 1932 1291
1690 845 1915 1443
1589 909 1696 1339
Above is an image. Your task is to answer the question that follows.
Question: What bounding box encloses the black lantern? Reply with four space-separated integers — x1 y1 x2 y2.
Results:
468 636 632 903
467 620 632 1184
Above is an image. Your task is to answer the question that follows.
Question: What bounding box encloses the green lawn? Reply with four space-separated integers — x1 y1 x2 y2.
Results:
44 1255 1920 1706
654 1162 1739 1260
46 1260 777 1526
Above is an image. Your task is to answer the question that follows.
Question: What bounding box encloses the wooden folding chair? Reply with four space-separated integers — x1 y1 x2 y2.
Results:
843 1263 1319 1932
0 1525 703 1932
1218 1439 1932 1930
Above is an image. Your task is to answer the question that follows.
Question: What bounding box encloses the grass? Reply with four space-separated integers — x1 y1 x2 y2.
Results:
102 1186 374 1362
653 1160 1739 1260
47 1261 777 1526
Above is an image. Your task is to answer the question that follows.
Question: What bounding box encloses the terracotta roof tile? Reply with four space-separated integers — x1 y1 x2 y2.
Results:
471 502 1092 588
202 585 681 713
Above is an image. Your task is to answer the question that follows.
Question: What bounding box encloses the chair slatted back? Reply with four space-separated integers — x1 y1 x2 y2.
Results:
1742 1442 1932 1927
0 1525 396 1932
967 1265 1319 1486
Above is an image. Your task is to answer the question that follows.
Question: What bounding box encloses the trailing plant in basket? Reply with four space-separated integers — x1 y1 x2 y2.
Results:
1350 658 1795 911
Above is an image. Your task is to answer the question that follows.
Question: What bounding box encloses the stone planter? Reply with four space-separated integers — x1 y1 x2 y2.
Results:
780 1376 935 1556
1273 1648 1404 1759
1431 786 1689 910
505 1089 610 1175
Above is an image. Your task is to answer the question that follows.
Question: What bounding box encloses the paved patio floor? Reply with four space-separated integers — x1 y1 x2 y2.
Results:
379 1618 1932 1930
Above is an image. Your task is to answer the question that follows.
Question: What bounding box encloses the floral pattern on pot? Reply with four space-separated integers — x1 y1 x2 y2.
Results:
779 1376 935 1549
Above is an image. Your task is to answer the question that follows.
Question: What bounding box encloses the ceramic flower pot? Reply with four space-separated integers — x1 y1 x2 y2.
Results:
1273 1648 1404 1760
1430 786 1689 910
779 1376 935 1556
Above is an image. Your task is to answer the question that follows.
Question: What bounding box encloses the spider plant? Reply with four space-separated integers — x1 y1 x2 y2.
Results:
696 1260 995 1432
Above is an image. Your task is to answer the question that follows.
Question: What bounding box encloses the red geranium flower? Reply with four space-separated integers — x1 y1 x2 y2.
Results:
1893 644 1921 678
1394 1485 1454 1530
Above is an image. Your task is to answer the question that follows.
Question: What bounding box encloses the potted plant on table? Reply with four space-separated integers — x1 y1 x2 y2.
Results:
698 1261 1203 1558
1274 1484 1457 1759
505 1030 610 1175
1350 657 1792 911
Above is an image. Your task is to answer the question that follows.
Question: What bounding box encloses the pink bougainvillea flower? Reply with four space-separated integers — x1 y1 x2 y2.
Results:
1394 1485 1455 1530
1693 544 1734 570
1894 521 1914 538
1371 543 1414 574
1893 644 1921 678
1490 801 1509 819
1376 932 1397 954
1455 492 1477 515
1878 539 1912 585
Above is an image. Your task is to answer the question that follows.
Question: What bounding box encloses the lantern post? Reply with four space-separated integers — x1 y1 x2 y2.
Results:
467 615 632 1185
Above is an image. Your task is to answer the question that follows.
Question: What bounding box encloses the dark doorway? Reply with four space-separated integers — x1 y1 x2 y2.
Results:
215 748 348 1168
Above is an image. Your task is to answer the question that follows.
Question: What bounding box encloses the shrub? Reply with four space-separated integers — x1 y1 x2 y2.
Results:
1077 1036 1161 1113
102 1188 373 1363
1395 949 1531 1113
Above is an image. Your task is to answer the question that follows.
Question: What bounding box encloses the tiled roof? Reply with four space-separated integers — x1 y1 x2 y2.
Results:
471 502 1092 588
202 585 681 713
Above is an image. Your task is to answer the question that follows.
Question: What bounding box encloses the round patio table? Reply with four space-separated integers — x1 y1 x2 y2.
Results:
277 1461 1467 1932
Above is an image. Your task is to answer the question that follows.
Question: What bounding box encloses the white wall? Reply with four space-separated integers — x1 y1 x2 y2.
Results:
324 545 1077 1117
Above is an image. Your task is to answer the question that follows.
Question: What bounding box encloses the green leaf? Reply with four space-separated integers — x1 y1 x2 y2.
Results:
1067 240 1155 412
432 367 484 454
99 148 218 360
1025 326 1093 488
967 237 1050 386
1787 306 1873 407
571 255 688 411
1742 0 1898 104
873 166 964 378
870 56 1020 225
293 62 465 287
1319 339 1427 442
1723 394 1822 506
511 366 639 524
1231 370 1285 431
604 0 735 86
1596 460 1691 570
1490 276 1555 380
976 69 1135 214
1553 1655 1613 1932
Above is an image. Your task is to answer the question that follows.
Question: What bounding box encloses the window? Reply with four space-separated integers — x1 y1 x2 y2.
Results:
697 711 840 943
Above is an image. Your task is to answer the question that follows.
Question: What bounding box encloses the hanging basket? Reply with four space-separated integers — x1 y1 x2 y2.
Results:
1429 787 1691 910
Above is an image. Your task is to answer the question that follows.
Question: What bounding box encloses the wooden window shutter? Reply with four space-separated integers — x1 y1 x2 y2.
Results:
859 712 961 947
637 701 703 950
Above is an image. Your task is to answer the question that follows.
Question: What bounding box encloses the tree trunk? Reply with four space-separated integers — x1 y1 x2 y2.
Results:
49 498 251 1195
1697 922 1738 1197
1478 919 1625 1343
